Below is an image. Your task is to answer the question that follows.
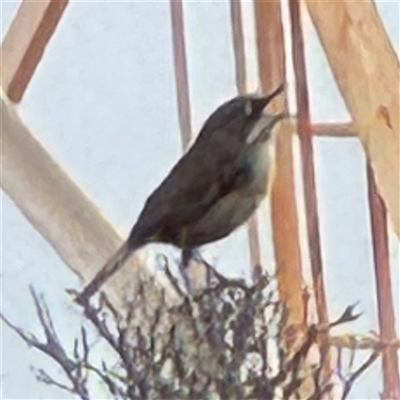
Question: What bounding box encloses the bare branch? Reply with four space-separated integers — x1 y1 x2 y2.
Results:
1 289 90 400
3 271 382 399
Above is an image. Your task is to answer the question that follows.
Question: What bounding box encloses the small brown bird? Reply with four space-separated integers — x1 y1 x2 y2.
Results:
77 85 287 304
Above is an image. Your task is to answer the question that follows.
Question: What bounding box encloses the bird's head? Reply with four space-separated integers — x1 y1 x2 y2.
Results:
198 84 289 144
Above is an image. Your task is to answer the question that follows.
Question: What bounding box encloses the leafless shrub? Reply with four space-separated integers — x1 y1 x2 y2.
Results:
1 261 383 400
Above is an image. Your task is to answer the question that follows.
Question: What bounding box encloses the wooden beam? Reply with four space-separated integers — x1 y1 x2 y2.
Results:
288 0 331 380
367 165 400 400
169 0 211 291
312 122 356 137
230 0 247 95
170 0 192 150
0 95 158 302
230 0 262 275
328 334 399 352
254 0 304 326
305 0 400 236
0 0 68 103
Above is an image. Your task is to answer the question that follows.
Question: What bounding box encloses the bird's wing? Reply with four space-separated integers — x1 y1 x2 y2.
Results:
130 131 251 243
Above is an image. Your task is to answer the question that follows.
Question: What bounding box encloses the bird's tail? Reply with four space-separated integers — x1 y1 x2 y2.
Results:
76 241 133 304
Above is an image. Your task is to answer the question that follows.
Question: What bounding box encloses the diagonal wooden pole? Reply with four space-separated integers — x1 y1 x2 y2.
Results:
305 0 400 237
1 96 155 302
1 0 68 103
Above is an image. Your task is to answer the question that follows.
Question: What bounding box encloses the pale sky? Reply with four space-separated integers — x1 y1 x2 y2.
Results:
1 1 399 399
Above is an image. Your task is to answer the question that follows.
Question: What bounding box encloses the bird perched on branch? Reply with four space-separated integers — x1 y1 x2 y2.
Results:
77 85 288 304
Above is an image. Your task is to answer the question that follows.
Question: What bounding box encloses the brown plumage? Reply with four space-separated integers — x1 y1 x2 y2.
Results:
77 85 287 304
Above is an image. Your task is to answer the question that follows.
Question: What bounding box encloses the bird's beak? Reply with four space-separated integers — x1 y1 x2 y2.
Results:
264 83 285 104
252 83 285 114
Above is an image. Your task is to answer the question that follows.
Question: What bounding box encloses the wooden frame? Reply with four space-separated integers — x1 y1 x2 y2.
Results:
1 0 398 397
1 0 68 102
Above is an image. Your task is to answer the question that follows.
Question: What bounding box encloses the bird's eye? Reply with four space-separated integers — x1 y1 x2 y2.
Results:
244 100 253 116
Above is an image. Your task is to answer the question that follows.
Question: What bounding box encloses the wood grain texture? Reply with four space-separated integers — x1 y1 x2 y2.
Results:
0 95 155 302
305 0 400 236
1 0 68 103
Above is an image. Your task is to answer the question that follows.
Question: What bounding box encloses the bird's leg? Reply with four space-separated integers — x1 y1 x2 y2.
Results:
180 247 195 291
181 247 194 269
191 248 212 286
181 248 212 290
180 248 213 291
